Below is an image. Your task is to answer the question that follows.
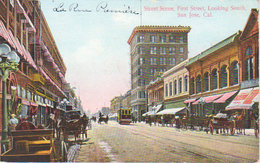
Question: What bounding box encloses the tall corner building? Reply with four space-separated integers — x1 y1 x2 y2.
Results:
127 25 191 120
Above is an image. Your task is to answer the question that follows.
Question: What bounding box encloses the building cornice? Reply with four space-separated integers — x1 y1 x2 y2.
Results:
128 25 191 44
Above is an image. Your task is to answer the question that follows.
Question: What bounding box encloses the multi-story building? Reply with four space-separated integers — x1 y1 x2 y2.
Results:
0 0 67 129
146 75 164 116
110 96 123 113
128 25 191 120
185 9 259 126
121 90 131 110
185 32 241 117
239 9 258 89
163 59 189 111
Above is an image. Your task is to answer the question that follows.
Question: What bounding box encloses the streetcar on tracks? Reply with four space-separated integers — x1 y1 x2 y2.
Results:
117 108 132 125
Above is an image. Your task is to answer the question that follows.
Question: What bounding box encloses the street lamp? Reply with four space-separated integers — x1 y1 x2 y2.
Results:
0 43 20 153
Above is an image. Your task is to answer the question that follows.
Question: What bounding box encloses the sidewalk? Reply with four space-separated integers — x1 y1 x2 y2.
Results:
75 126 111 162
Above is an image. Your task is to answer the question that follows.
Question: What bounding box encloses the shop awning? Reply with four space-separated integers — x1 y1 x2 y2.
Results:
154 104 162 113
142 111 151 116
226 88 254 110
156 107 186 115
213 91 237 103
184 98 196 104
193 94 222 104
243 87 259 105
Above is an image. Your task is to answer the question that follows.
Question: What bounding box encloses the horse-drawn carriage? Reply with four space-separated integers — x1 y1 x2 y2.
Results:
1 123 62 162
57 110 88 142
208 113 235 135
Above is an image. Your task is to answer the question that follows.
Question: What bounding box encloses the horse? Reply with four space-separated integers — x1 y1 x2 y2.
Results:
98 116 108 124
234 112 245 135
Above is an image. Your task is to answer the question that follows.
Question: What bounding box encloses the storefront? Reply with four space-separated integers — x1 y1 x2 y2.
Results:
226 87 259 128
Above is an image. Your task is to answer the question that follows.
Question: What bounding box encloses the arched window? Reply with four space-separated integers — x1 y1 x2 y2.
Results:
196 75 201 93
184 75 188 92
245 57 253 80
165 83 168 97
230 61 239 85
169 82 173 96
204 72 209 91
190 77 195 95
211 69 218 90
220 65 227 88
174 80 177 95
179 78 182 93
246 46 253 56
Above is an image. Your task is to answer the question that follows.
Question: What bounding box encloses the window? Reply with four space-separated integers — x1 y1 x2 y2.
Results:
150 35 156 42
180 57 184 62
169 35 175 42
180 36 184 43
159 58 166 65
196 75 202 93
150 58 157 65
211 69 218 90
174 80 177 95
160 47 166 54
190 77 195 95
137 69 145 76
245 57 253 80
150 69 157 76
184 75 188 92
179 78 182 93
137 35 144 42
246 46 253 56
139 91 146 98
204 72 209 91
160 35 166 43
180 47 184 54
220 65 227 88
138 47 144 54
165 83 168 97
230 61 239 85
169 82 173 96
169 47 176 54
138 58 145 65
22 89 26 99
27 90 32 100
169 58 176 65
138 79 145 86
17 85 21 97
150 47 157 54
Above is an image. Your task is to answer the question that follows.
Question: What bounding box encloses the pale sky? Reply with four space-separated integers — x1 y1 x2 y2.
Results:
40 0 258 113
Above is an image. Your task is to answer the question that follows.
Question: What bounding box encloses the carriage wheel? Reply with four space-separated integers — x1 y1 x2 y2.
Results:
60 140 68 162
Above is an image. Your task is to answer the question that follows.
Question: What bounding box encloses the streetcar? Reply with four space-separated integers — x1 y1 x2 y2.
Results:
117 108 132 125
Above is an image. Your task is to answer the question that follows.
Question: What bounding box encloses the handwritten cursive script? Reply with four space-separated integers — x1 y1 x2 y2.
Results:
53 2 91 12
96 1 139 15
53 2 67 12
69 3 92 12
53 2 139 15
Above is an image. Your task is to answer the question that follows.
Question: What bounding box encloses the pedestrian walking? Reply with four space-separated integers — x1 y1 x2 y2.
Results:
161 116 165 127
148 116 152 126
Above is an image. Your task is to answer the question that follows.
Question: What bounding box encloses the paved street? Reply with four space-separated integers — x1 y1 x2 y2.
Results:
75 121 259 162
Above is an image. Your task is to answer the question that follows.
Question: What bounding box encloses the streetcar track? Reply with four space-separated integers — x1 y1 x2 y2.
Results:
101 123 257 162
131 123 259 147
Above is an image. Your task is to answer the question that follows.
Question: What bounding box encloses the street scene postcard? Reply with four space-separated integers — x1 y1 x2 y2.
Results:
0 0 259 162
